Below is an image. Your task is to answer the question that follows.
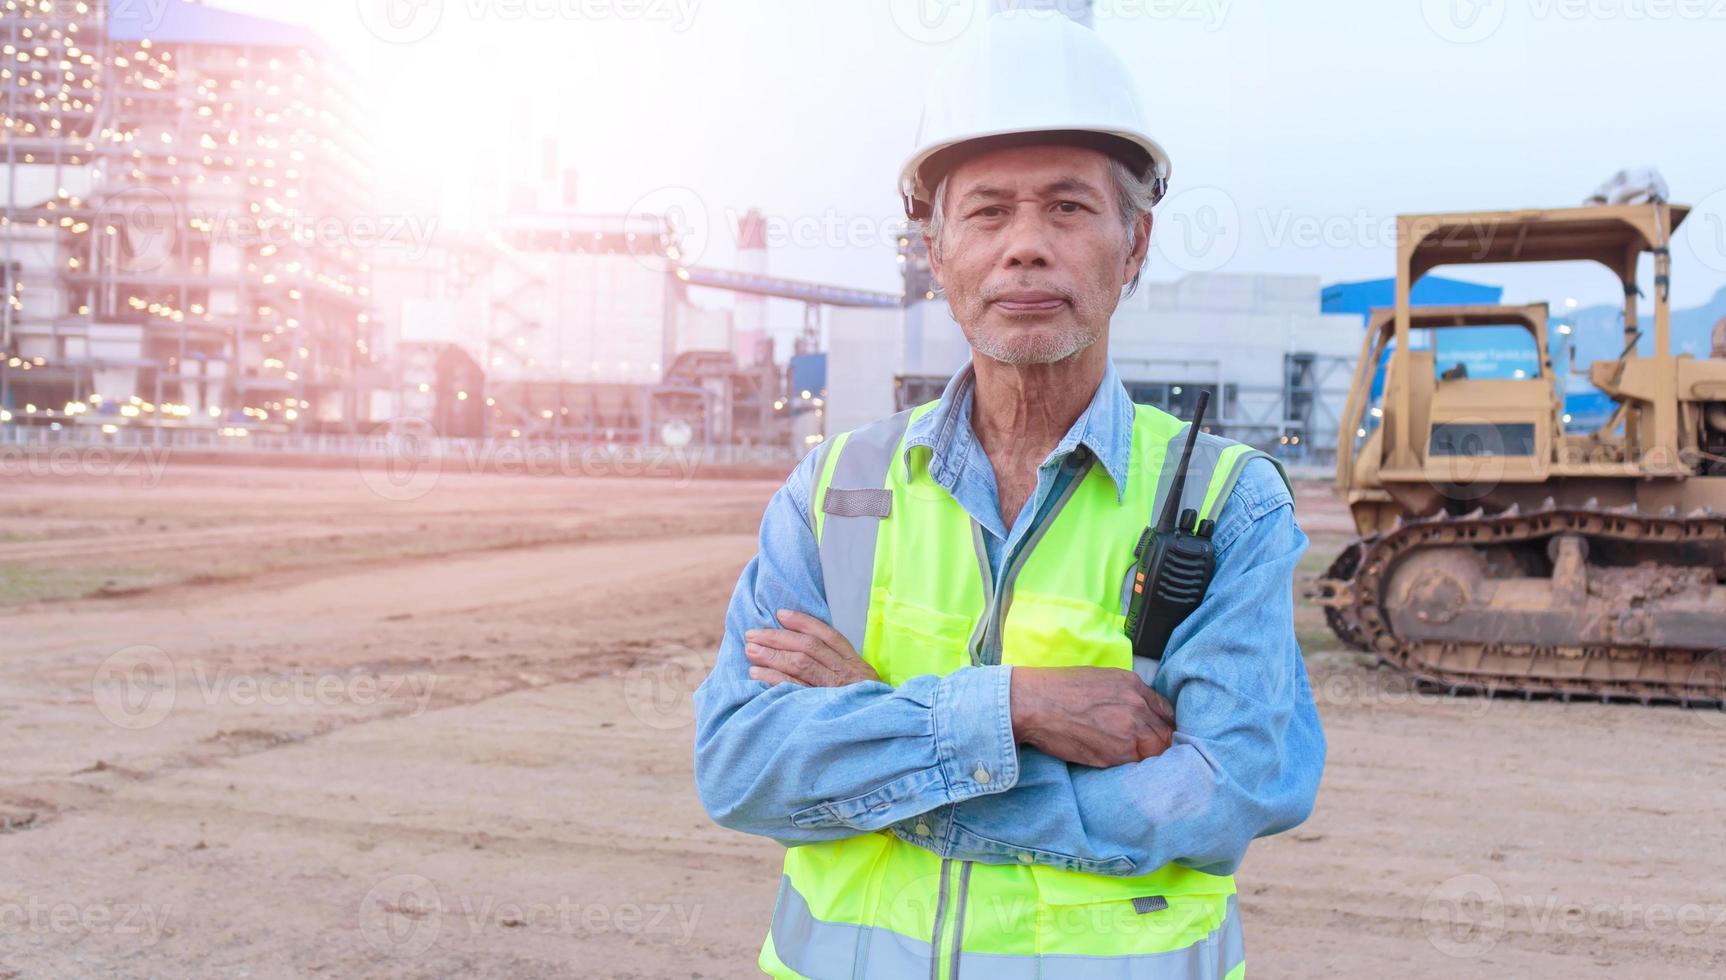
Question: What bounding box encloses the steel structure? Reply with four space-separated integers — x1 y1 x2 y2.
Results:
0 0 373 436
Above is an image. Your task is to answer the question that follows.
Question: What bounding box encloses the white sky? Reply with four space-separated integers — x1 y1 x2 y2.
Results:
221 0 1726 313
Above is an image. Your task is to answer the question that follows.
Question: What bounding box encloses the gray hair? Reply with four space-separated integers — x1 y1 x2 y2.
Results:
918 156 1161 296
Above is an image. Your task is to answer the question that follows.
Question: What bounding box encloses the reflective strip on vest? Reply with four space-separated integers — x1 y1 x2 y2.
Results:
768 874 1246 980
814 407 916 654
1148 429 1288 532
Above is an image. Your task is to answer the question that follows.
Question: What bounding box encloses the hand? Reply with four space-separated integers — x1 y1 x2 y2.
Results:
744 609 880 688
1010 667 1176 768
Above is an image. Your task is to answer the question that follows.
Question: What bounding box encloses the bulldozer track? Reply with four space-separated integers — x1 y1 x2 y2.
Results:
1345 502 1726 705
1320 540 1370 652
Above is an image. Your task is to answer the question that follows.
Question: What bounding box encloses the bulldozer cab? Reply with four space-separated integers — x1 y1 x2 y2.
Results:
1335 202 1718 534
1338 305 1560 530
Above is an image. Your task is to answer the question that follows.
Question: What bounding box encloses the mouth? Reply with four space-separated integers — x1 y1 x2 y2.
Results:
989 290 1068 314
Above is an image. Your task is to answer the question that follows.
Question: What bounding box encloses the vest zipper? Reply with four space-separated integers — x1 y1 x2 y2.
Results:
944 455 1096 976
964 522 994 667
973 454 1097 666
927 857 953 980
946 861 973 980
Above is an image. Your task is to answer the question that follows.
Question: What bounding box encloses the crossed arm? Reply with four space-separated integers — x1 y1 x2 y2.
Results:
692 451 1325 876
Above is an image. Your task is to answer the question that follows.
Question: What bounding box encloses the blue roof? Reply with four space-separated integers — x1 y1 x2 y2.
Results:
107 1 325 53
1321 276 1504 320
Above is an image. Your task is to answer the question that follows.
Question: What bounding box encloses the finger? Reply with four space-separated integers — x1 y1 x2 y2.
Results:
1136 684 1176 726
745 627 815 652
752 626 844 673
748 629 843 670
746 642 834 688
748 666 802 686
776 609 858 657
745 642 806 678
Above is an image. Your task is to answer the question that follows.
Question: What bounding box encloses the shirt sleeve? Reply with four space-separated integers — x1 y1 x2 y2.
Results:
692 445 1021 847
906 459 1327 877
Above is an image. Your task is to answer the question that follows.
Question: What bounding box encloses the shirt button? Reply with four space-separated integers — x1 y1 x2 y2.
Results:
973 767 991 784
1017 853 1033 864
915 822 932 837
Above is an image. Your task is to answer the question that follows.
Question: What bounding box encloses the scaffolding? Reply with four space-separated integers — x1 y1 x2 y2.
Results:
0 0 374 436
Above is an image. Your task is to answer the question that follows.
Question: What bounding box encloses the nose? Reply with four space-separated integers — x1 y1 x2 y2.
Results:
999 208 1055 271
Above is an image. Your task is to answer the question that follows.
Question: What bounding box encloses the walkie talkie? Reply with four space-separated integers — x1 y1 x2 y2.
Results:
1123 390 1218 661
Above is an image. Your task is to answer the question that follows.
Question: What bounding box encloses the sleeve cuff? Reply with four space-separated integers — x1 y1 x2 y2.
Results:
932 664 1018 803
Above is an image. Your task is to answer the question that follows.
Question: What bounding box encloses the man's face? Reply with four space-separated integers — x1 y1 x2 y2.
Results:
925 143 1152 366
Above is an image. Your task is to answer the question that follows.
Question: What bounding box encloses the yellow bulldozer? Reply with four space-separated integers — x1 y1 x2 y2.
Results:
1315 200 1726 704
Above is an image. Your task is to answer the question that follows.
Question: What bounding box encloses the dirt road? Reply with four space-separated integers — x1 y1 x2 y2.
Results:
2 459 1723 977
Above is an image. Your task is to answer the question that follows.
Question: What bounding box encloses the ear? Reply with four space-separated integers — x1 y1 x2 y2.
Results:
1123 210 1153 287
922 230 944 291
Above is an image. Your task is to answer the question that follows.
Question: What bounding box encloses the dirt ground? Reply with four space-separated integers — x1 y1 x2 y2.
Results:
2 453 1723 978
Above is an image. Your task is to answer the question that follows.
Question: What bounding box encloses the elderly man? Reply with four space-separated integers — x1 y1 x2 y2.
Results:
694 11 1324 978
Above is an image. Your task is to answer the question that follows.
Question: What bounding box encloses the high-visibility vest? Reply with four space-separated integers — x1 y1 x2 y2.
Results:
760 398 1285 979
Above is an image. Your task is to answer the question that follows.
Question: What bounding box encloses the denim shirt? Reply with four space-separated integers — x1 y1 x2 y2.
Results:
693 359 1326 878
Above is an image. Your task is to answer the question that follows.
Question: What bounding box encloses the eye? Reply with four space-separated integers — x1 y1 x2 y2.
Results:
1054 201 1084 215
970 205 1007 219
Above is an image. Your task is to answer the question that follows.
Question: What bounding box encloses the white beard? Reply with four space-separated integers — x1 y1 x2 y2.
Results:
966 323 1100 366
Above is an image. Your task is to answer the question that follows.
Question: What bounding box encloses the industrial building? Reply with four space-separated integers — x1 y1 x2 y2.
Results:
0 0 374 435
2 0 1376 466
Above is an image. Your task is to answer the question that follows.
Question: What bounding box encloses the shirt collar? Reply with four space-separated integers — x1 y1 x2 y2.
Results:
901 358 1136 503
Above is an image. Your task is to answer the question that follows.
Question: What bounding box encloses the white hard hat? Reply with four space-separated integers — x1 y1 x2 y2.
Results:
899 10 1172 220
